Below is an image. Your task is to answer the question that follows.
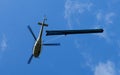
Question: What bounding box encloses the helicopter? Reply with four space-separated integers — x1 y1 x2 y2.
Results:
27 17 103 64
27 17 60 64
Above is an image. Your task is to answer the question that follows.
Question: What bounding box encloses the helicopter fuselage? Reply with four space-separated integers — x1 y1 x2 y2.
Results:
33 19 46 58
33 38 42 57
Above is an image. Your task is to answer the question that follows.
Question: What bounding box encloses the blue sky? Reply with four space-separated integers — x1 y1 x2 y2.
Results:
0 0 120 75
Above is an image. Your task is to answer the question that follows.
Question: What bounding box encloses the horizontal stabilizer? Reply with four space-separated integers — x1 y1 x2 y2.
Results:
43 43 60 46
38 22 48 27
46 29 104 36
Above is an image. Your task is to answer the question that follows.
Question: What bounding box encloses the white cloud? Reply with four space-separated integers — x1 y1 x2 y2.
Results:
105 12 115 24
96 11 116 24
64 1 120 74
81 52 94 69
0 34 7 51
64 0 93 29
94 61 116 75
64 0 116 41
64 0 93 18
96 12 102 21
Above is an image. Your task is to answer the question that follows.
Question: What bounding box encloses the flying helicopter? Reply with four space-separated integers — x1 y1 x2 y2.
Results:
27 17 60 64
27 17 104 64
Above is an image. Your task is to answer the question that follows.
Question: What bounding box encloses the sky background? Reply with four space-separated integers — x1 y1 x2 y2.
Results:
0 0 120 75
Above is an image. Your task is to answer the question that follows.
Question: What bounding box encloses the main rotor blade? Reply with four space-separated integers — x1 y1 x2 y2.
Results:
28 54 34 64
43 43 60 46
28 25 37 40
46 29 104 36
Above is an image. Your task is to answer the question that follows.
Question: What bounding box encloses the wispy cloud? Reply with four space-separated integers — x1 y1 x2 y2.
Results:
64 0 93 18
0 34 7 51
81 52 94 69
64 0 116 42
96 11 116 25
64 0 120 74
105 12 115 24
94 61 116 75
96 11 103 21
95 11 116 42
64 0 93 29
